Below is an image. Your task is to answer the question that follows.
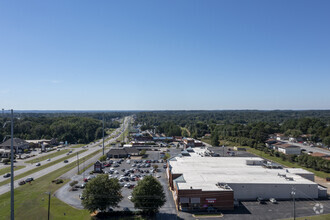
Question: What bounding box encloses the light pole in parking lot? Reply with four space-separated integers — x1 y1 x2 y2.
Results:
2 109 14 220
291 186 296 220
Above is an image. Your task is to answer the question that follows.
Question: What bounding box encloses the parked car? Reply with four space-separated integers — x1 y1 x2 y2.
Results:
269 198 277 204
3 173 11 178
257 197 266 204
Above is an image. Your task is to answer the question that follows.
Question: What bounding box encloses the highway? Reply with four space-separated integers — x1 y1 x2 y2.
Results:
0 116 132 195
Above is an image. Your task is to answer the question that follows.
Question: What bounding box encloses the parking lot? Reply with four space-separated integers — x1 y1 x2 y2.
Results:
56 148 173 213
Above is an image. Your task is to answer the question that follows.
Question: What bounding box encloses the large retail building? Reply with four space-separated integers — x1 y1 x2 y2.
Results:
167 148 326 211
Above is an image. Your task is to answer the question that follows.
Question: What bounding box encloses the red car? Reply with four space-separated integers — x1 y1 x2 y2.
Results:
104 163 111 167
83 178 88 182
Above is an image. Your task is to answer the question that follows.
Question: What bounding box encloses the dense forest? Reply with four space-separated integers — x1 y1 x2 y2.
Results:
135 111 330 147
0 112 129 144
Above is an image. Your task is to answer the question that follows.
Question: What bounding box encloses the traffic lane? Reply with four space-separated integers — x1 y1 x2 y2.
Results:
0 147 100 195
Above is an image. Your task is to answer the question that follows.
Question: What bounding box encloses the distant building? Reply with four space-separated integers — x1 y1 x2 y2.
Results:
0 138 29 156
106 147 139 158
276 144 301 155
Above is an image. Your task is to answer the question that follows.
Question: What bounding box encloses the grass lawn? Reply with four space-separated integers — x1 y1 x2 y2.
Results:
0 150 103 219
0 166 25 176
245 146 329 179
70 144 86 149
0 149 87 187
26 149 70 164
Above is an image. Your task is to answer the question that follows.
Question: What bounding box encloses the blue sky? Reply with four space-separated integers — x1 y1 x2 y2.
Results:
0 0 329 110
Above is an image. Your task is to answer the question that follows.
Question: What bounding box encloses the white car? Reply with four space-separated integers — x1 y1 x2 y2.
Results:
108 175 113 178
114 170 119 174
128 196 132 200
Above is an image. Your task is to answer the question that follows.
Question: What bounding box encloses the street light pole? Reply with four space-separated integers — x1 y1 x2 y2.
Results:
46 192 51 220
102 114 105 156
10 109 14 220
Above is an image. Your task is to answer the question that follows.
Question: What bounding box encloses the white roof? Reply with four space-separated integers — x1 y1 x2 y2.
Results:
169 153 317 191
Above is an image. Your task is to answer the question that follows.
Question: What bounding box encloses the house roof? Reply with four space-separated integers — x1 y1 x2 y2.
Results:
0 138 28 147
107 148 127 155
278 144 300 149
311 152 328 157
123 147 139 154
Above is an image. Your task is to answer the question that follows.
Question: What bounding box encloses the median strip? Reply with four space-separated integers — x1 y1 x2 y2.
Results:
0 149 87 187
26 149 70 164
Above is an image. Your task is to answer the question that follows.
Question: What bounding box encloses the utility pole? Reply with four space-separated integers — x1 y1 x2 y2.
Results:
45 192 51 220
102 114 105 156
291 186 296 220
10 109 14 220
77 152 80 174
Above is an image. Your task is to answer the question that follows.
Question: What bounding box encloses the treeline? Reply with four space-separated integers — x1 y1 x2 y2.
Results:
0 113 123 144
252 144 330 173
135 111 330 146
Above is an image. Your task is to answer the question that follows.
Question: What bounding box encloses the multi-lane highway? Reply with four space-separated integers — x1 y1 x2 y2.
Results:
0 116 132 195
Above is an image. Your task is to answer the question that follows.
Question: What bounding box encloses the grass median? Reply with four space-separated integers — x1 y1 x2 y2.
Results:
0 150 102 219
26 149 70 164
70 144 86 149
0 166 25 176
0 149 87 187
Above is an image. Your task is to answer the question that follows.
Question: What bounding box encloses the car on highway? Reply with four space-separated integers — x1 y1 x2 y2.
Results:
18 180 26 185
25 177 34 182
36 163 41 166
47 158 51 161
3 173 11 178
64 160 68 163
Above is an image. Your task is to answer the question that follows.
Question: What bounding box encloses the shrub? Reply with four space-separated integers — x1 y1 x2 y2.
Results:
70 180 78 187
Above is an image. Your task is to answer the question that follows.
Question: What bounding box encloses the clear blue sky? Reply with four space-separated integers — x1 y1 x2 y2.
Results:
1 0 329 110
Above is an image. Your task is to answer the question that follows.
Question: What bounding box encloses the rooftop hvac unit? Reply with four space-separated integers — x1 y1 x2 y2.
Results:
285 177 294 181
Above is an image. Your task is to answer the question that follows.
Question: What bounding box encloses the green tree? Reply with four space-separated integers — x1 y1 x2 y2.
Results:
82 174 122 213
323 136 330 147
140 149 147 156
211 133 219 146
131 175 166 214
99 155 107 162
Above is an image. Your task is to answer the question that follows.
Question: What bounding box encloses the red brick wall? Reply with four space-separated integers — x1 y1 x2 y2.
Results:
177 189 234 210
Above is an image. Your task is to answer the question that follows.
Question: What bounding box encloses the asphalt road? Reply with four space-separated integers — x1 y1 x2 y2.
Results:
0 116 131 196
281 140 330 156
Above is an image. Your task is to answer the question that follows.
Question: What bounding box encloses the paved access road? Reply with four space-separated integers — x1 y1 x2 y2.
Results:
281 140 330 156
0 116 132 196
